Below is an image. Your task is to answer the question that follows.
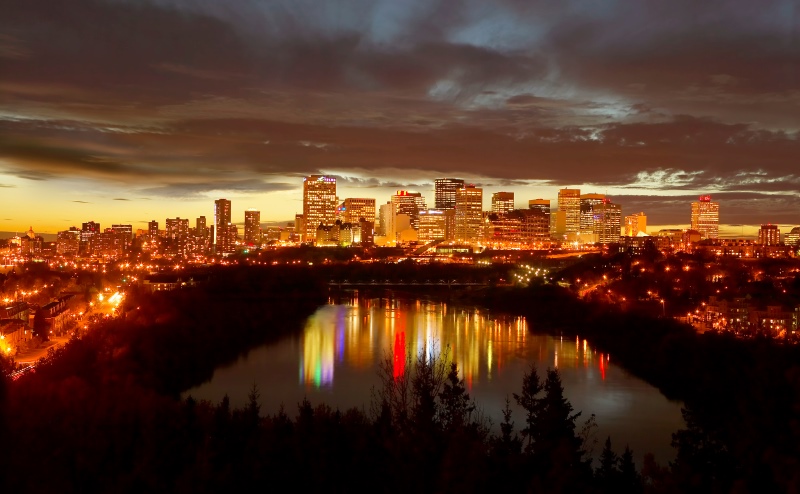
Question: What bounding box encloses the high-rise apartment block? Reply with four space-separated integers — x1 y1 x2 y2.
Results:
56 227 81 256
757 224 780 246
302 175 337 243
214 198 234 254
491 192 515 214
455 185 483 242
165 217 190 256
244 209 261 245
434 178 464 210
624 212 647 236
691 195 719 239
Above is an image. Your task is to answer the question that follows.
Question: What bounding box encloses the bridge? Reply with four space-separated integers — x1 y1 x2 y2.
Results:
328 279 489 288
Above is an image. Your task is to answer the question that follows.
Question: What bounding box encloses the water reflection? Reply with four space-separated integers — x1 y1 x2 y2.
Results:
188 293 684 464
301 294 613 391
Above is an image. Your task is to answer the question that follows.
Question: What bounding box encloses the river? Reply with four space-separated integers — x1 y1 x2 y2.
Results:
186 294 685 464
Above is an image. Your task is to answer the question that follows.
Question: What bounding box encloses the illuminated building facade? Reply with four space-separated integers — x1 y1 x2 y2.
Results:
434 178 464 210
787 227 800 247
80 221 100 256
491 192 515 214
455 185 483 242
339 198 376 224
214 198 234 254
579 193 606 241
302 175 337 243
244 209 261 245
111 224 133 252
56 227 80 256
691 195 719 239
757 224 780 246
557 188 581 240
593 200 622 244
391 191 425 230
528 199 551 240
418 209 451 243
165 217 190 256
624 212 647 236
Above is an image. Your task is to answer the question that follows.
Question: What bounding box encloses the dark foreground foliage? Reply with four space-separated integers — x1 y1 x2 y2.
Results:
0 262 797 492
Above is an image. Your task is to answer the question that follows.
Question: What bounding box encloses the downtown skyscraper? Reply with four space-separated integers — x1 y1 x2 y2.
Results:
691 195 720 239
434 178 465 210
302 175 337 243
455 184 483 242
244 209 261 245
214 198 234 254
556 188 581 240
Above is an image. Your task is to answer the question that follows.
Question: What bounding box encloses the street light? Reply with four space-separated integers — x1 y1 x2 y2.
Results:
660 299 665 318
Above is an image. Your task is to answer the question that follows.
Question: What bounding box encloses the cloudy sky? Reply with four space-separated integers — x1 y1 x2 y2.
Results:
1 0 798 234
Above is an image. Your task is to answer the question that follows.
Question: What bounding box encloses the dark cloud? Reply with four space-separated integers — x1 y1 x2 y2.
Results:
113 198 130 201
0 0 797 224
72 200 90 204
0 184 15 188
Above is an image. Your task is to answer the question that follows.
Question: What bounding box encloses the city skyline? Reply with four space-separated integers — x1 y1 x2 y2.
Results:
2 1 799 234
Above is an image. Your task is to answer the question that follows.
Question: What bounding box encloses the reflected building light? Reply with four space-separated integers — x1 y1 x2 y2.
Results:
300 311 335 388
393 331 406 379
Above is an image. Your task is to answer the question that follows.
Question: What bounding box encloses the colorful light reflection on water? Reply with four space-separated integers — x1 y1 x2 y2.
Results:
187 294 685 464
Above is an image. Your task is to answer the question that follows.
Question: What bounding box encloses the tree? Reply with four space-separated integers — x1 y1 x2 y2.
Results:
513 363 543 452
596 436 620 491
619 445 643 493
438 362 475 431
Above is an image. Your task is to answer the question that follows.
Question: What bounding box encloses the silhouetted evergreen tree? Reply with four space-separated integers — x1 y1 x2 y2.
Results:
619 445 643 493
438 362 475 431
596 436 619 492
513 363 543 452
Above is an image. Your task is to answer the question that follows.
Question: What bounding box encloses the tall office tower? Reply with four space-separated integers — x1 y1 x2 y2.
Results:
434 178 465 209
757 224 780 245
214 198 233 253
391 191 425 230
379 202 395 241
418 209 449 243
786 227 800 247
244 209 261 245
593 200 622 244
624 212 647 236
340 198 376 224
302 175 337 243
691 195 720 239
491 192 515 214
579 193 606 236
455 185 483 242
557 188 581 239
